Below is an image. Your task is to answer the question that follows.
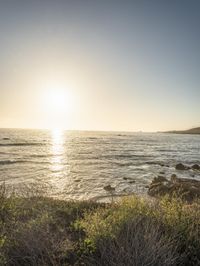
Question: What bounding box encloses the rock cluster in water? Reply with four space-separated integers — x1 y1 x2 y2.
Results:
175 163 200 171
148 171 200 202
103 163 200 201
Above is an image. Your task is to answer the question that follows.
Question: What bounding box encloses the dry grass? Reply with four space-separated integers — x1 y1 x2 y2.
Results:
1 183 200 265
0 182 102 265
79 196 200 266
84 216 181 266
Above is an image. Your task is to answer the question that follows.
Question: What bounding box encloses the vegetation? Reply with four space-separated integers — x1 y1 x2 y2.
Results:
165 127 200 134
1 183 200 265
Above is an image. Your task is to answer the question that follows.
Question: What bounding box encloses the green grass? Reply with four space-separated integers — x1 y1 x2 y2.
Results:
1 183 200 265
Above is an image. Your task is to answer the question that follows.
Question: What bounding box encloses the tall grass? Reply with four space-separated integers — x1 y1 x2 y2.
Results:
79 196 200 266
0 182 102 265
1 182 200 265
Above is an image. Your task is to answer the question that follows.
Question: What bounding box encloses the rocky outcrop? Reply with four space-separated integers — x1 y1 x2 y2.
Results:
103 185 115 193
148 175 200 202
175 163 190 170
191 164 200 170
175 163 200 171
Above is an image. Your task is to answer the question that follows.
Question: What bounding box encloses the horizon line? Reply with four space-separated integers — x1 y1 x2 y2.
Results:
0 126 158 134
0 126 199 134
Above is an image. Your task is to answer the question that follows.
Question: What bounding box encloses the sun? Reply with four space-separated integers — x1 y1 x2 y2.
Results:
40 86 76 129
46 89 67 113
42 87 74 114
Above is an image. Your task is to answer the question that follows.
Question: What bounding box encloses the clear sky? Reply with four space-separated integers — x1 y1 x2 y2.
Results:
0 0 199 132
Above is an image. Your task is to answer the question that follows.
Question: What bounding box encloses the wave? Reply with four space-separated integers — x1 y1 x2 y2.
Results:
145 161 170 167
0 160 27 165
0 159 49 165
29 154 49 158
0 143 43 147
104 154 151 159
113 162 134 167
157 149 180 152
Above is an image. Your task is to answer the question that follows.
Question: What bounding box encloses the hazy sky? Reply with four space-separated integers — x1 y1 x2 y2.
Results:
0 0 199 131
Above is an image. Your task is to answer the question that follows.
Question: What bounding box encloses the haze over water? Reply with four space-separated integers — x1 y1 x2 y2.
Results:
0 129 199 201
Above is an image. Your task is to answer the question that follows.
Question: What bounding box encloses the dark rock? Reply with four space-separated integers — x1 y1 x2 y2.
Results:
74 179 81 182
129 180 136 184
191 164 200 170
174 177 200 185
159 171 165 175
175 163 190 170
148 175 200 202
152 176 168 183
123 177 135 183
103 185 115 192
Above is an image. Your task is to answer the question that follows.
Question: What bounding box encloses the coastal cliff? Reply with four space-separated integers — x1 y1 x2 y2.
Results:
165 127 200 135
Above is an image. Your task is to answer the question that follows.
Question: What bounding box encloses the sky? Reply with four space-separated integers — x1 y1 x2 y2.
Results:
0 0 199 132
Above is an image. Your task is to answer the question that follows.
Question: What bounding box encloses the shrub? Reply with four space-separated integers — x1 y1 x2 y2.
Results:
79 196 200 266
84 216 180 266
0 183 102 266
1 184 200 266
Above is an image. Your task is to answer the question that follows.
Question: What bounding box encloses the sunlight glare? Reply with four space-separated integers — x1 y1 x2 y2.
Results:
40 84 77 129
43 87 74 114
51 129 65 173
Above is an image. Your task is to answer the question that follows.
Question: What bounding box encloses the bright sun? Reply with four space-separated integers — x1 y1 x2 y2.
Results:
40 86 76 129
43 87 74 114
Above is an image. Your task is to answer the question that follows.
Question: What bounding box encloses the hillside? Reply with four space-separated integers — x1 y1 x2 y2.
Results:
166 127 200 135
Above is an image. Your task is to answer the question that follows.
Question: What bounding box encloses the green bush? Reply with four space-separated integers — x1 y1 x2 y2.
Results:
0 183 102 266
1 183 200 266
79 196 200 266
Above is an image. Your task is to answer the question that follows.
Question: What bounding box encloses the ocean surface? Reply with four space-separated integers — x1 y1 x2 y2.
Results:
0 129 200 201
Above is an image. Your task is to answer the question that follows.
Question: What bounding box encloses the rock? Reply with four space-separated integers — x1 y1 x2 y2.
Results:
103 185 115 192
174 177 200 185
74 179 81 182
129 180 136 184
148 175 200 202
191 164 200 170
152 176 168 183
175 163 190 170
159 171 165 175
123 177 135 183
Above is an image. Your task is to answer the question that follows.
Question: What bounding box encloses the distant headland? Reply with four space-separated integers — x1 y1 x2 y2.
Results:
164 127 200 135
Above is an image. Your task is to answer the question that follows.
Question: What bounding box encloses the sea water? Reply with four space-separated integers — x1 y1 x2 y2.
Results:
0 129 199 200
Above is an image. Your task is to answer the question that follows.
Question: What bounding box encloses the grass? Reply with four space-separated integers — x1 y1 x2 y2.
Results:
1 183 200 265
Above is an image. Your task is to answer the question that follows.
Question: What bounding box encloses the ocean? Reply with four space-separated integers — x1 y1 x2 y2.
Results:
0 128 199 201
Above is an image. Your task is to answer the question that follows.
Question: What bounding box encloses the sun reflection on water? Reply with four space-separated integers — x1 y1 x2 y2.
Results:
51 129 65 174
